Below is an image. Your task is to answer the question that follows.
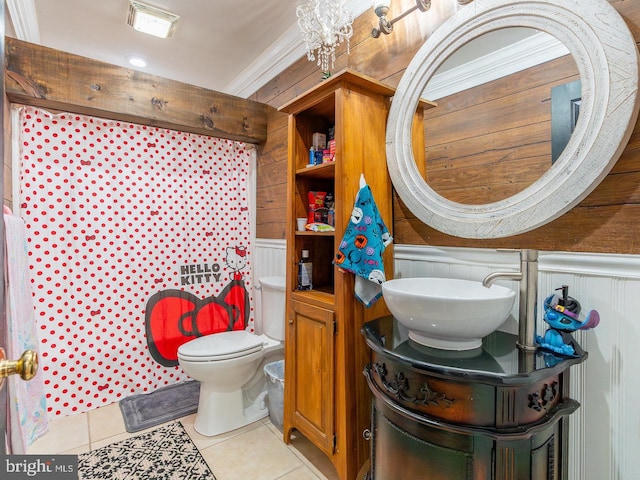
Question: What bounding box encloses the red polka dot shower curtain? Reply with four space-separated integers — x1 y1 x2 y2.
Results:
17 106 255 417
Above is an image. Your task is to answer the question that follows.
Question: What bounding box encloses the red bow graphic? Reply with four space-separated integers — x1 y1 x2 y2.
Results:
145 279 249 367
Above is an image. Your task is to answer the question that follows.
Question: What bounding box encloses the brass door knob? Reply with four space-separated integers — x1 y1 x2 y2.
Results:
0 348 38 381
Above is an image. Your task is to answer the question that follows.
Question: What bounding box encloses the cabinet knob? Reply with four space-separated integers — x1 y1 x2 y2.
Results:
362 429 372 441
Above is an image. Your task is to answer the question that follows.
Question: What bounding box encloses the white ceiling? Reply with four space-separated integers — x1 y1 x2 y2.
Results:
5 0 372 98
5 1 564 101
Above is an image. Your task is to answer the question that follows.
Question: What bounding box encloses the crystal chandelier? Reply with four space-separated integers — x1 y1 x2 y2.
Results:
297 0 354 74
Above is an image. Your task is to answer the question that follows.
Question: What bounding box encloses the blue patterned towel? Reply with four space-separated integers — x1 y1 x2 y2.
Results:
334 176 392 307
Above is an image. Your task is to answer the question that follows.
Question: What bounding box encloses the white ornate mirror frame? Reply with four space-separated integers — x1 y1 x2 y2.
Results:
387 0 640 239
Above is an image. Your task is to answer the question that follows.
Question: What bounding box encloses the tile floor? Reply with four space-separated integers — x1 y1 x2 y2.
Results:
27 402 339 480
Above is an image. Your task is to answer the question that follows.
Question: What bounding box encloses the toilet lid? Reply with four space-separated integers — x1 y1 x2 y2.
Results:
177 330 264 361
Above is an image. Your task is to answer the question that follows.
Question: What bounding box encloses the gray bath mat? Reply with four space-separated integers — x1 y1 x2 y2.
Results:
119 381 200 432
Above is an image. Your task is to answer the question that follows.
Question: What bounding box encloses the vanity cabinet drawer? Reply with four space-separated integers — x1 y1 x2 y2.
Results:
368 353 563 429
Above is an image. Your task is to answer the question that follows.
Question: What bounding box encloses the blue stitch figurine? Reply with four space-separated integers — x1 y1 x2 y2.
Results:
536 285 600 357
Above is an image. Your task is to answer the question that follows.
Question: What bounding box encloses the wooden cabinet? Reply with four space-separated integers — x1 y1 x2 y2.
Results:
278 70 431 480
362 316 587 480
288 300 335 454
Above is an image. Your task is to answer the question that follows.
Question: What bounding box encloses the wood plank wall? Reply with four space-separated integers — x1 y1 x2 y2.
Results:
251 0 640 254
424 55 579 205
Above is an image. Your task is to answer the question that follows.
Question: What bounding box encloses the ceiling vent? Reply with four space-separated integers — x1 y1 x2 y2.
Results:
127 1 179 39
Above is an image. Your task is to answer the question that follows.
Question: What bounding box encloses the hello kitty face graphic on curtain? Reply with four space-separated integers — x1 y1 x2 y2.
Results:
145 244 250 367
226 245 247 279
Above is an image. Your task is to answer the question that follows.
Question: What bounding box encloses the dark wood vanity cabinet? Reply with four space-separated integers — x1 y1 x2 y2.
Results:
361 317 587 480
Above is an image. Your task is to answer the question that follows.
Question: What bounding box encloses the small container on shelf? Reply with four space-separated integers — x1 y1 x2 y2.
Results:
328 139 336 162
327 126 336 162
327 208 334 227
308 191 328 224
312 132 327 150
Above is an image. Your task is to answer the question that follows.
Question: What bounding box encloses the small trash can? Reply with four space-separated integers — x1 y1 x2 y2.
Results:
264 359 285 431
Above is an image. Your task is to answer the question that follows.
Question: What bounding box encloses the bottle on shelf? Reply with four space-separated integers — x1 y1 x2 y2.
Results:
327 207 334 227
308 147 315 166
297 249 313 290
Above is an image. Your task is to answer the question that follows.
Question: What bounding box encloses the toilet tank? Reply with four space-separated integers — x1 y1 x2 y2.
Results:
259 276 286 341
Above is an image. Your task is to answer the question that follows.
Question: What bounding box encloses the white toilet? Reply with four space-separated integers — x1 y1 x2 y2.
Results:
177 276 286 436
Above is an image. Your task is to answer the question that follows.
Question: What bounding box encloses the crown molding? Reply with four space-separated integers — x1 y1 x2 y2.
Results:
424 32 569 100
226 5 570 99
6 0 40 43
225 0 372 98
223 23 307 98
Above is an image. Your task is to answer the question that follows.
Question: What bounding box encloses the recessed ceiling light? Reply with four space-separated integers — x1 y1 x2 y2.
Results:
128 56 148 68
127 1 179 39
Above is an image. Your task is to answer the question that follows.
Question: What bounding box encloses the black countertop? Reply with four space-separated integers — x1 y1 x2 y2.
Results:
362 316 587 386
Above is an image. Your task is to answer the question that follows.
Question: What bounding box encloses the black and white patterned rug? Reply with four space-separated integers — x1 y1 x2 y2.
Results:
78 422 216 479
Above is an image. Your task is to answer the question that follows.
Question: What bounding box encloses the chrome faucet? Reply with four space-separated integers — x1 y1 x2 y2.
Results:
482 249 538 351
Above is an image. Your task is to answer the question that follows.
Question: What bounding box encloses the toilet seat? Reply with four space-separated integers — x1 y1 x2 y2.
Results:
178 330 264 362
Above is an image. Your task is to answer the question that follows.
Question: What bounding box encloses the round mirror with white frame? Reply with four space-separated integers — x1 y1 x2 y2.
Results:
387 0 640 239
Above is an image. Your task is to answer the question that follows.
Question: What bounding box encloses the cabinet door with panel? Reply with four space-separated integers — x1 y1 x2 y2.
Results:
285 299 335 455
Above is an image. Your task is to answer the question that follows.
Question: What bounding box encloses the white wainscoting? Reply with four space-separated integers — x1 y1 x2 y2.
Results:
254 239 640 479
253 238 287 282
252 239 287 335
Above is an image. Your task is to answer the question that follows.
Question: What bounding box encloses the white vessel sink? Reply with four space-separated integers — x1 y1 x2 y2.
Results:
382 277 516 351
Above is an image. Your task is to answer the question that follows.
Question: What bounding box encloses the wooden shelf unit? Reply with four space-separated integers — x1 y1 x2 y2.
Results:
279 69 433 480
